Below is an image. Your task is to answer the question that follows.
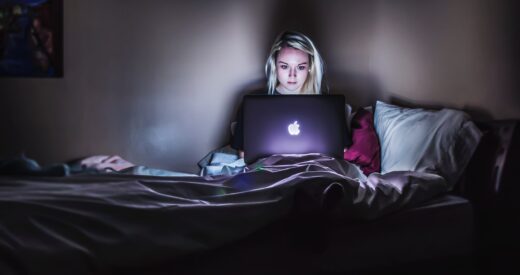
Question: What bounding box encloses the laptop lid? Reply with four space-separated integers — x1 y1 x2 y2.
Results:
242 94 346 164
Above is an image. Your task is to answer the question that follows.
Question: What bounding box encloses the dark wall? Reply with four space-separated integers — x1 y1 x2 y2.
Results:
1 0 518 173
368 0 519 119
320 0 519 118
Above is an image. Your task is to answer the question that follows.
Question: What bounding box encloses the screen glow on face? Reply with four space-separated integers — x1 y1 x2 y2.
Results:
288 121 300 135
276 47 309 94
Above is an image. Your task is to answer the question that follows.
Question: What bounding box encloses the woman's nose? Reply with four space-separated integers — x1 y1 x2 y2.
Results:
289 67 296 77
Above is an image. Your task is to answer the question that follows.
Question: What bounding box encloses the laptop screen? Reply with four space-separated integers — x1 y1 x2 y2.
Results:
242 94 346 164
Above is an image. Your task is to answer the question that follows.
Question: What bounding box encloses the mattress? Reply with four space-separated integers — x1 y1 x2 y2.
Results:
317 194 474 272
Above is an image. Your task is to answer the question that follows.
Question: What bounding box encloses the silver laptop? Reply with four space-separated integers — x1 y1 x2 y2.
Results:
242 94 346 164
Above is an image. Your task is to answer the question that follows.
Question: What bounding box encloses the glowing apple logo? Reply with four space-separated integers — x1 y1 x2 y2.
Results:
288 121 300 136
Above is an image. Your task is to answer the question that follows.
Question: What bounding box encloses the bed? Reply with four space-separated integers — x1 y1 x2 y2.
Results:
0 101 517 275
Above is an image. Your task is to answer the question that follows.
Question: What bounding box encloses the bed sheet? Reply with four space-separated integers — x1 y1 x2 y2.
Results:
0 153 449 274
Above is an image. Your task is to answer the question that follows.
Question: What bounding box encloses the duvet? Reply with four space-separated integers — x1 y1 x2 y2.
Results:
0 154 449 274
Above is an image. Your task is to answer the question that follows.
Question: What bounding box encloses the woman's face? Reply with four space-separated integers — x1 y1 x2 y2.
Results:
276 47 309 94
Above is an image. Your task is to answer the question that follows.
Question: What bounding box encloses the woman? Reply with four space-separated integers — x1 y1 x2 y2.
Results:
231 31 337 158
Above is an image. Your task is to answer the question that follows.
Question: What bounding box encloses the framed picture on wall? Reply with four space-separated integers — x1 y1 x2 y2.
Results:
0 0 63 77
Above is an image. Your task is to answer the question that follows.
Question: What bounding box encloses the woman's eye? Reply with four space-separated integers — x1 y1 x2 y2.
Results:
298 66 306 71
280 65 288 69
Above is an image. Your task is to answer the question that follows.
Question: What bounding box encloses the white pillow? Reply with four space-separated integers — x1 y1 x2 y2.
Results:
373 101 482 187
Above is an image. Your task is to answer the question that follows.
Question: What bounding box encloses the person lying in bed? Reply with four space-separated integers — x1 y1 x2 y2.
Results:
230 30 351 159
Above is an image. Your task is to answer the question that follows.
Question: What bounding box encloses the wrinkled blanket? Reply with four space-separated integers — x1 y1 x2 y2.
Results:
0 154 448 274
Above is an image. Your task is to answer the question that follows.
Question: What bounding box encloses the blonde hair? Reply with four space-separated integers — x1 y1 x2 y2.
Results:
265 31 325 95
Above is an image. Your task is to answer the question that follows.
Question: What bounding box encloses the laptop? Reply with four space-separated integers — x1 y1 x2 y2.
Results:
242 94 346 164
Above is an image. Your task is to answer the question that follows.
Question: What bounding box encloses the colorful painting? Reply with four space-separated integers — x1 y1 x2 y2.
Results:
0 0 62 77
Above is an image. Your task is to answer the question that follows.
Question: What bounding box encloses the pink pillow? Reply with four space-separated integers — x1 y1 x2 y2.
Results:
344 108 381 176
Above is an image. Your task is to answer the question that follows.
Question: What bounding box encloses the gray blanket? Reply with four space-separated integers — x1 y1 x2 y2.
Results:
0 154 448 274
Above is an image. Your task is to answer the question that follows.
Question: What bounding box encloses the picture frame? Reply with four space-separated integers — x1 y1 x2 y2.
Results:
0 0 63 77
